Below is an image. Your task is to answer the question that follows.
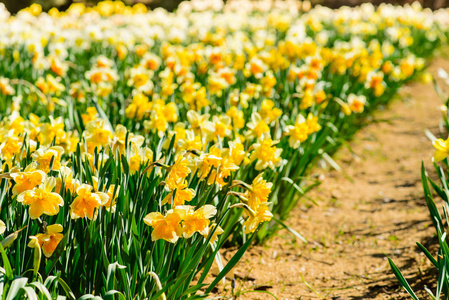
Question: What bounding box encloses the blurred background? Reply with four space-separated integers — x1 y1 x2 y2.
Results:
1 0 448 14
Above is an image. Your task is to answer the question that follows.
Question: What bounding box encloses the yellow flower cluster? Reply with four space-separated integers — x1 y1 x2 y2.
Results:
0 1 445 297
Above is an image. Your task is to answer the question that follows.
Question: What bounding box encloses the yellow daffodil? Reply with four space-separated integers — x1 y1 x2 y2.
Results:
284 114 309 149
81 107 99 124
34 224 64 258
205 115 233 141
243 202 273 234
259 99 282 123
175 205 217 238
31 146 64 173
0 131 22 160
0 77 15 95
83 119 112 153
245 112 270 140
250 135 283 171
129 145 153 174
70 184 109 220
39 116 66 146
245 173 273 209
17 177 64 219
143 210 183 243
125 93 152 121
348 94 367 113
10 169 46 196
202 223 224 244
92 176 120 212
305 113 321 134
55 166 80 194
433 138 449 162
162 181 196 207
166 154 191 190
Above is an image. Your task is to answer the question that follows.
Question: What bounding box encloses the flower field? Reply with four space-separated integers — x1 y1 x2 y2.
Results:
0 0 447 298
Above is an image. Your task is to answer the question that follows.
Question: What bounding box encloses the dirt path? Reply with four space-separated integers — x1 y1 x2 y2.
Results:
222 57 449 299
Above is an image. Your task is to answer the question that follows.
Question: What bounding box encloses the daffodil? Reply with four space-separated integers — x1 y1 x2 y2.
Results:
125 93 152 121
226 107 245 130
162 181 196 207
0 131 22 160
243 202 273 234
187 110 210 132
39 116 66 146
81 107 99 124
70 184 109 220
245 113 270 140
284 114 309 149
27 236 41 275
305 113 321 134
206 158 239 188
129 145 153 174
175 205 217 238
55 166 80 194
347 94 367 113
17 177 64 219
245 173 273 209
259 99 282 123
82 119 112 153
177 129 203 152
249 135 283 171
166 154 191 190
224 139 247 166
143 210 183 243
91 176 119 212
34 224 64 258
197 146 222 180
11 169 46 196
202 223 224 244
204 115 233 141
366 71 386 97
110 124 144 155
0 77 15 95
433 138 449 162
31 146 64 173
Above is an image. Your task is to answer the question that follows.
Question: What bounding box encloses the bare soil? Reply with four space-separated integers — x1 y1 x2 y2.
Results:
217 57 449 299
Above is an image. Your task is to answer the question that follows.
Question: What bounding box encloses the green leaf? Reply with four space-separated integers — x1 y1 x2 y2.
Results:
180 283 208 297
416 243 438 269
79 295 103 300
425 129 437 142
5 277 28 300
388 258 419 300
106 262 126 292
56 277 76 300
272 217 307 243
429 178 446 202
104 290 127 300
424 286 437 300
205 231 257 294
422 163 443 231
0 269 4 297
436 256 446 300
240 289 279 300
29 282 52 300
43 276 57 289
0 241 13 280
21 286 38 300
320 151 341 172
